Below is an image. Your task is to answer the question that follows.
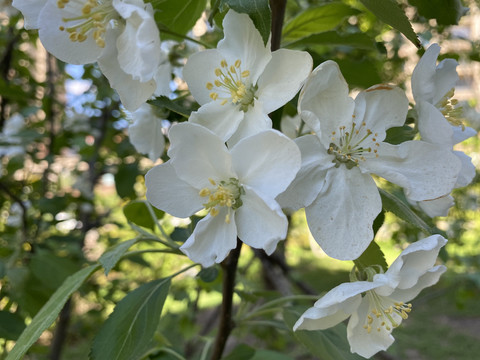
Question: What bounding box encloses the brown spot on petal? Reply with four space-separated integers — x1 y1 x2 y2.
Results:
366 84 394 92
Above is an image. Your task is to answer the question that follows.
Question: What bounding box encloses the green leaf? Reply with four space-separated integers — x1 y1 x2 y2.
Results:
197 266 219 283
149 96 192 118
6 265 100 360
379 188 433 233
99 239 139 276
284 309 363 360
222 344 256 360
154 0 208 38
285 31 375 50
0 311 26 340
123 200 164 231
384 125 416 145
408 0 467 26
354 240 388 272
115 163 139 199
29 251 80 291
90 278 171 360
359 0 420 47
251 350 294 360
282 3 359 42
221 0 271 45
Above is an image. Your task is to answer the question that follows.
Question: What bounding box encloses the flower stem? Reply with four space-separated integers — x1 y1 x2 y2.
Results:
210 239 242 360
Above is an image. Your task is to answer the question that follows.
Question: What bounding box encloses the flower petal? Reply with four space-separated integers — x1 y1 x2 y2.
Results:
217 10 272 84
354 84 408 141
128 104 165 161
189 101 244 142
276 135 333 212
235 187 287 255
305 166 381 260
256 49 312 113
226 99 272 146
180 209 238 267
454 150 476 188
364 141 461 201
114 0 161 82
38 0 104 64
145 161 203 218
432 58 459 105
298 60 355 147
294 281 379 331
97 31 156 111
416 100 454 146
167 123 235 189
12 0 47 29
452 125 477 145
231 130 301 199
418 195 455 217
348 298 396 358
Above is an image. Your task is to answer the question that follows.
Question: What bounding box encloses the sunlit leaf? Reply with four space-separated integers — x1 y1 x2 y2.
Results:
99 239 139 276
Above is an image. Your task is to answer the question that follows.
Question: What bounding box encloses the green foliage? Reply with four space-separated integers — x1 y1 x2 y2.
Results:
0 311 25 341
154 0 208 39
99 239 140 276
90 278 171 360
221 0 272 45
149 96 193 118
123 200 165 231
6 265 100 360
283 3 359 43
359 0 420 47
408 0 467 26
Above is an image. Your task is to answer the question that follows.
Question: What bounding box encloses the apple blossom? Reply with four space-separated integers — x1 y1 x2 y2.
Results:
277 61 461 260
12 0 170 110
145 123 301 267
411 43 477 216
294 235 448 358
183 10 312 145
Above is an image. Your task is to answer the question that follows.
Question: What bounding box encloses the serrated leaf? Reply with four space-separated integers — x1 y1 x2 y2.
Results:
154 0 208 38
284 309 362 360
408 0 467 26
149 96 192 118
283 3 359 42
285 31 375 50
99 239 139 276
354 240 388 272
90 278 171 360
221 0 271 45
384 125 416 145
115 163 139 199
379 188 432 233
123 200 164 231
6 265 100 360
360 0 420 47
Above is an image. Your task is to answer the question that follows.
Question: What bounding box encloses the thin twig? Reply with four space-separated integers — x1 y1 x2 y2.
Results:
269 0 287 52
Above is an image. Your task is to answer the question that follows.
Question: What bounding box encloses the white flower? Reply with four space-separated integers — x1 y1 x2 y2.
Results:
13 0 169 110
145 122 301 267
128 103 166 161
294 235 448 359
0 113 26 157
277 61 460 260
411 43 477 216
183 10 312 145
280 114 312 139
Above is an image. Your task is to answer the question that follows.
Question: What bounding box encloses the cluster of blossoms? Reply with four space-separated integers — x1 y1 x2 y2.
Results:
12 3 477 358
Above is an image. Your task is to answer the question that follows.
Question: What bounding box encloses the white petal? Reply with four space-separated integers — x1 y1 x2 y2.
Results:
38 0 104 64
390 265 446 303
385 234 447 290
276 135 333 212
12 0 47 29
235 187 287 255
305 166 381 260
256 49 312 113
295 281 379 331
154 61 172 97
97 28 156 111
418 195 455 217
454 150 476 188
412 44 441 103
226 99 272 146
348 298 396 358
183 49 224 106
298 61 355 147
114 1 161 82
416 100 454 146
128 104 165 161
363 141 461 201
180 209 238 267
167 123 235 189
145 162 203 218
231 130 301 199
189 101 244 142
354 85 408 141
217 10 272 85
433 58 459 105
452 125 477 144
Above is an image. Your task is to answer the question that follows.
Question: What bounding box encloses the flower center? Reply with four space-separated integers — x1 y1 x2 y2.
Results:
327 117 380 169
363 291 412 334
57 0 118 48
205 59 256 111
199 178 245 224
436 88 465 130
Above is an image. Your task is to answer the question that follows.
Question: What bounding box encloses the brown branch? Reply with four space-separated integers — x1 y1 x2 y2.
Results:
210 239 242 360
269 0 287 51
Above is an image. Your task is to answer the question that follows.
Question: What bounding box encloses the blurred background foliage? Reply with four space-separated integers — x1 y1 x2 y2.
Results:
0 0 479 359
